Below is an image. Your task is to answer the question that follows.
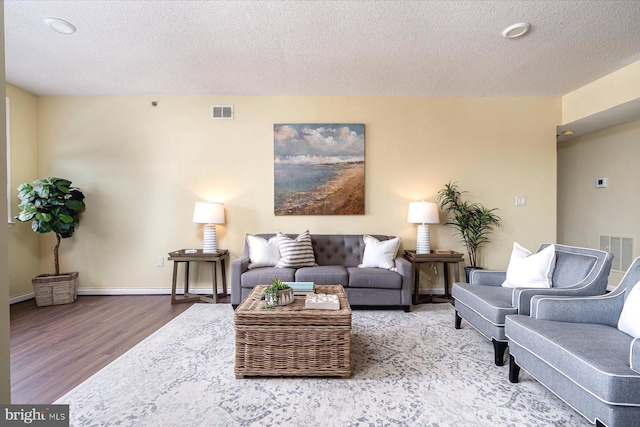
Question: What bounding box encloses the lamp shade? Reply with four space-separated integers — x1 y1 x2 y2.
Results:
192 202 225 224
407 201 440 224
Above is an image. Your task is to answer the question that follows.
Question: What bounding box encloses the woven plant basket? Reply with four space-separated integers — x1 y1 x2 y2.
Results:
32 272 79 307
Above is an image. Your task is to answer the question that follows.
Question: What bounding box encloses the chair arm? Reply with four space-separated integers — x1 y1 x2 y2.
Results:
469 270 506 286
531 293 624 327
230 255 251 305
631 338 640 374
514 286 607 316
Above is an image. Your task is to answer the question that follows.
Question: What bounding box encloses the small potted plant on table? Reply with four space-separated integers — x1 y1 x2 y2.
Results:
15 177 86 306
264 278 294 308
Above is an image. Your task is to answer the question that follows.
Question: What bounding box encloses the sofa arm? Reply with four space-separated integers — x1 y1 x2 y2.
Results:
631 338 640 374
469 270 506 286
395 256 413 307
531 293 624 327
514 285 608 316
231 255 251 305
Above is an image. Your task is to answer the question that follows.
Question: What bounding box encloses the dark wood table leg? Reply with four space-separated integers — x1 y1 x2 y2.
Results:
221 256 227 297
411 260 419 305
184 262 190 295
443 263 450 298
211 261 218 304
171 260 179 304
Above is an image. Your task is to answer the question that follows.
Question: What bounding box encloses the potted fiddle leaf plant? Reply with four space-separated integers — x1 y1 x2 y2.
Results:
437 181 501 281
15 177 86 306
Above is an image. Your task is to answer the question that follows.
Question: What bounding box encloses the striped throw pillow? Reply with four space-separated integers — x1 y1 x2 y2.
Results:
275 230 317 268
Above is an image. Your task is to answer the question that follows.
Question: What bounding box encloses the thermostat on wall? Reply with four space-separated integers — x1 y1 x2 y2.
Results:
595 177 607 188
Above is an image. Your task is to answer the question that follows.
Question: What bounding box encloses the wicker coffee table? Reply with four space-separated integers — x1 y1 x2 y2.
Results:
234 284 352 379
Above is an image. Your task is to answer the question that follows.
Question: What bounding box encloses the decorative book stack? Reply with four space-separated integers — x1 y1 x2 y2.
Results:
305 293 340 310
284 282 315 296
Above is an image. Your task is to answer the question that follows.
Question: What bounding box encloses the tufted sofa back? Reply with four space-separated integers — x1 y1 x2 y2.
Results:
247 234 395 267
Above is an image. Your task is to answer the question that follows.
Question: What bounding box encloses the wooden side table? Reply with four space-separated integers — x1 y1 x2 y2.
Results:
168 249 229 304
403 250 464 304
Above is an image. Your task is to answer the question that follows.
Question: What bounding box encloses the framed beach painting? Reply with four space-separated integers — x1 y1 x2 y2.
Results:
274 123 365 215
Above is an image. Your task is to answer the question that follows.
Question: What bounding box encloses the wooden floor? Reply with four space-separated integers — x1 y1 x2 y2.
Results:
10 295 229 404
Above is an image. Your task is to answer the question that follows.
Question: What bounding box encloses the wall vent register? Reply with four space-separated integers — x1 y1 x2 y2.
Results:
211 105 234 120
600 236 633 272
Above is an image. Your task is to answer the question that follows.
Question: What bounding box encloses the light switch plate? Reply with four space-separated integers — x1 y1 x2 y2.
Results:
596 177 607 188
516 196 527 206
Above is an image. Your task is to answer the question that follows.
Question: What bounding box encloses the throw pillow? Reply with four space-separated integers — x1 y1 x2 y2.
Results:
618 283 640 338
359 235 401 270
501 242 556 288
275 230 317 268
246 234 281 269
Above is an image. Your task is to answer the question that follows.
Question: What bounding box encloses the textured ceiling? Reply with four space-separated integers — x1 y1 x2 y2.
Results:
5 0 640 97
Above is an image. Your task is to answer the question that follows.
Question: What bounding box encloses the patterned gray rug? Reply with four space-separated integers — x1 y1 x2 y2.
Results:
55 303 589 426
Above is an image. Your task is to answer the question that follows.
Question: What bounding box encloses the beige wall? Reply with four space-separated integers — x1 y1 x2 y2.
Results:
557 118 640 287
562 60 640 124
1 3 12 403
32 95 559 294
6 84 40 298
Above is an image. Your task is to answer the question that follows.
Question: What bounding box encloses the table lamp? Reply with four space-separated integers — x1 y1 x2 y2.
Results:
192 202 225 253
407 201 440 254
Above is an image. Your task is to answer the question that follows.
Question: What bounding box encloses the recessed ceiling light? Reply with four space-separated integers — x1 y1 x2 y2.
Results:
502 22 531 39
44 17 77 35
562 130 575 136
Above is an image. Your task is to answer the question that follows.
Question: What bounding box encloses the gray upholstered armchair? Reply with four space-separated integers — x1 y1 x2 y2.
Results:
452 244 613 365
505 257 640 427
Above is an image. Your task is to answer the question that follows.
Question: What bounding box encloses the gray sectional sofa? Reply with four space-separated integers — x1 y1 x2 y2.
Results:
231 233 412 311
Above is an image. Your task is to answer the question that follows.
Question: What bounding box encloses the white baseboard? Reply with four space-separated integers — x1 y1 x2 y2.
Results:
10 292 35 304
10 288 223 304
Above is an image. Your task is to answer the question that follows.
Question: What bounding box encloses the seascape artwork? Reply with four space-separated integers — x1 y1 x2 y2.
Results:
274 124 365 215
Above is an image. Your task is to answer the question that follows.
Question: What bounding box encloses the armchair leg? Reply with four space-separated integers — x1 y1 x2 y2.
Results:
455 311 462 329
492 339 508 366
509 355 520 383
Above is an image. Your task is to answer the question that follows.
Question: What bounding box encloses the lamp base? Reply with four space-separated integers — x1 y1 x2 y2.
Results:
416 224 431 254
203 224 218 253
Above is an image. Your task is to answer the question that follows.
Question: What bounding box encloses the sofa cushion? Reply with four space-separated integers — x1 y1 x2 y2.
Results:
348 267 402 289
240 267 295 288
618 282 640 338
246 234 281 269
359 235 400 270
453 282 517 325
506 315 640 406
295 266 348 286
501 242 555 289
275 230 316 268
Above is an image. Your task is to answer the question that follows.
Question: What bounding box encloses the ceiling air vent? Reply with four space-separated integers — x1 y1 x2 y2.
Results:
211 105 233 120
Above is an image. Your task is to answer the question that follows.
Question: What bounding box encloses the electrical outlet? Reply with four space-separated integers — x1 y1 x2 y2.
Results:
516 196 527 206
156 256 164 267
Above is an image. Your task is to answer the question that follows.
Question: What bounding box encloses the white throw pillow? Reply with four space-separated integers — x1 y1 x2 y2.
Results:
359 235 401 270
246 234 281 269
618 283 640 338
501 242 556 288
275 230 317 268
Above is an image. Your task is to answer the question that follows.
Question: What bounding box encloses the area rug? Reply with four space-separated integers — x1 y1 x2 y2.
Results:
55 304 589 426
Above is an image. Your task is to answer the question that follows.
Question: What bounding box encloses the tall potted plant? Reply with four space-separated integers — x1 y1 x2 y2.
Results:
15 177 86 306
437 181 500 280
